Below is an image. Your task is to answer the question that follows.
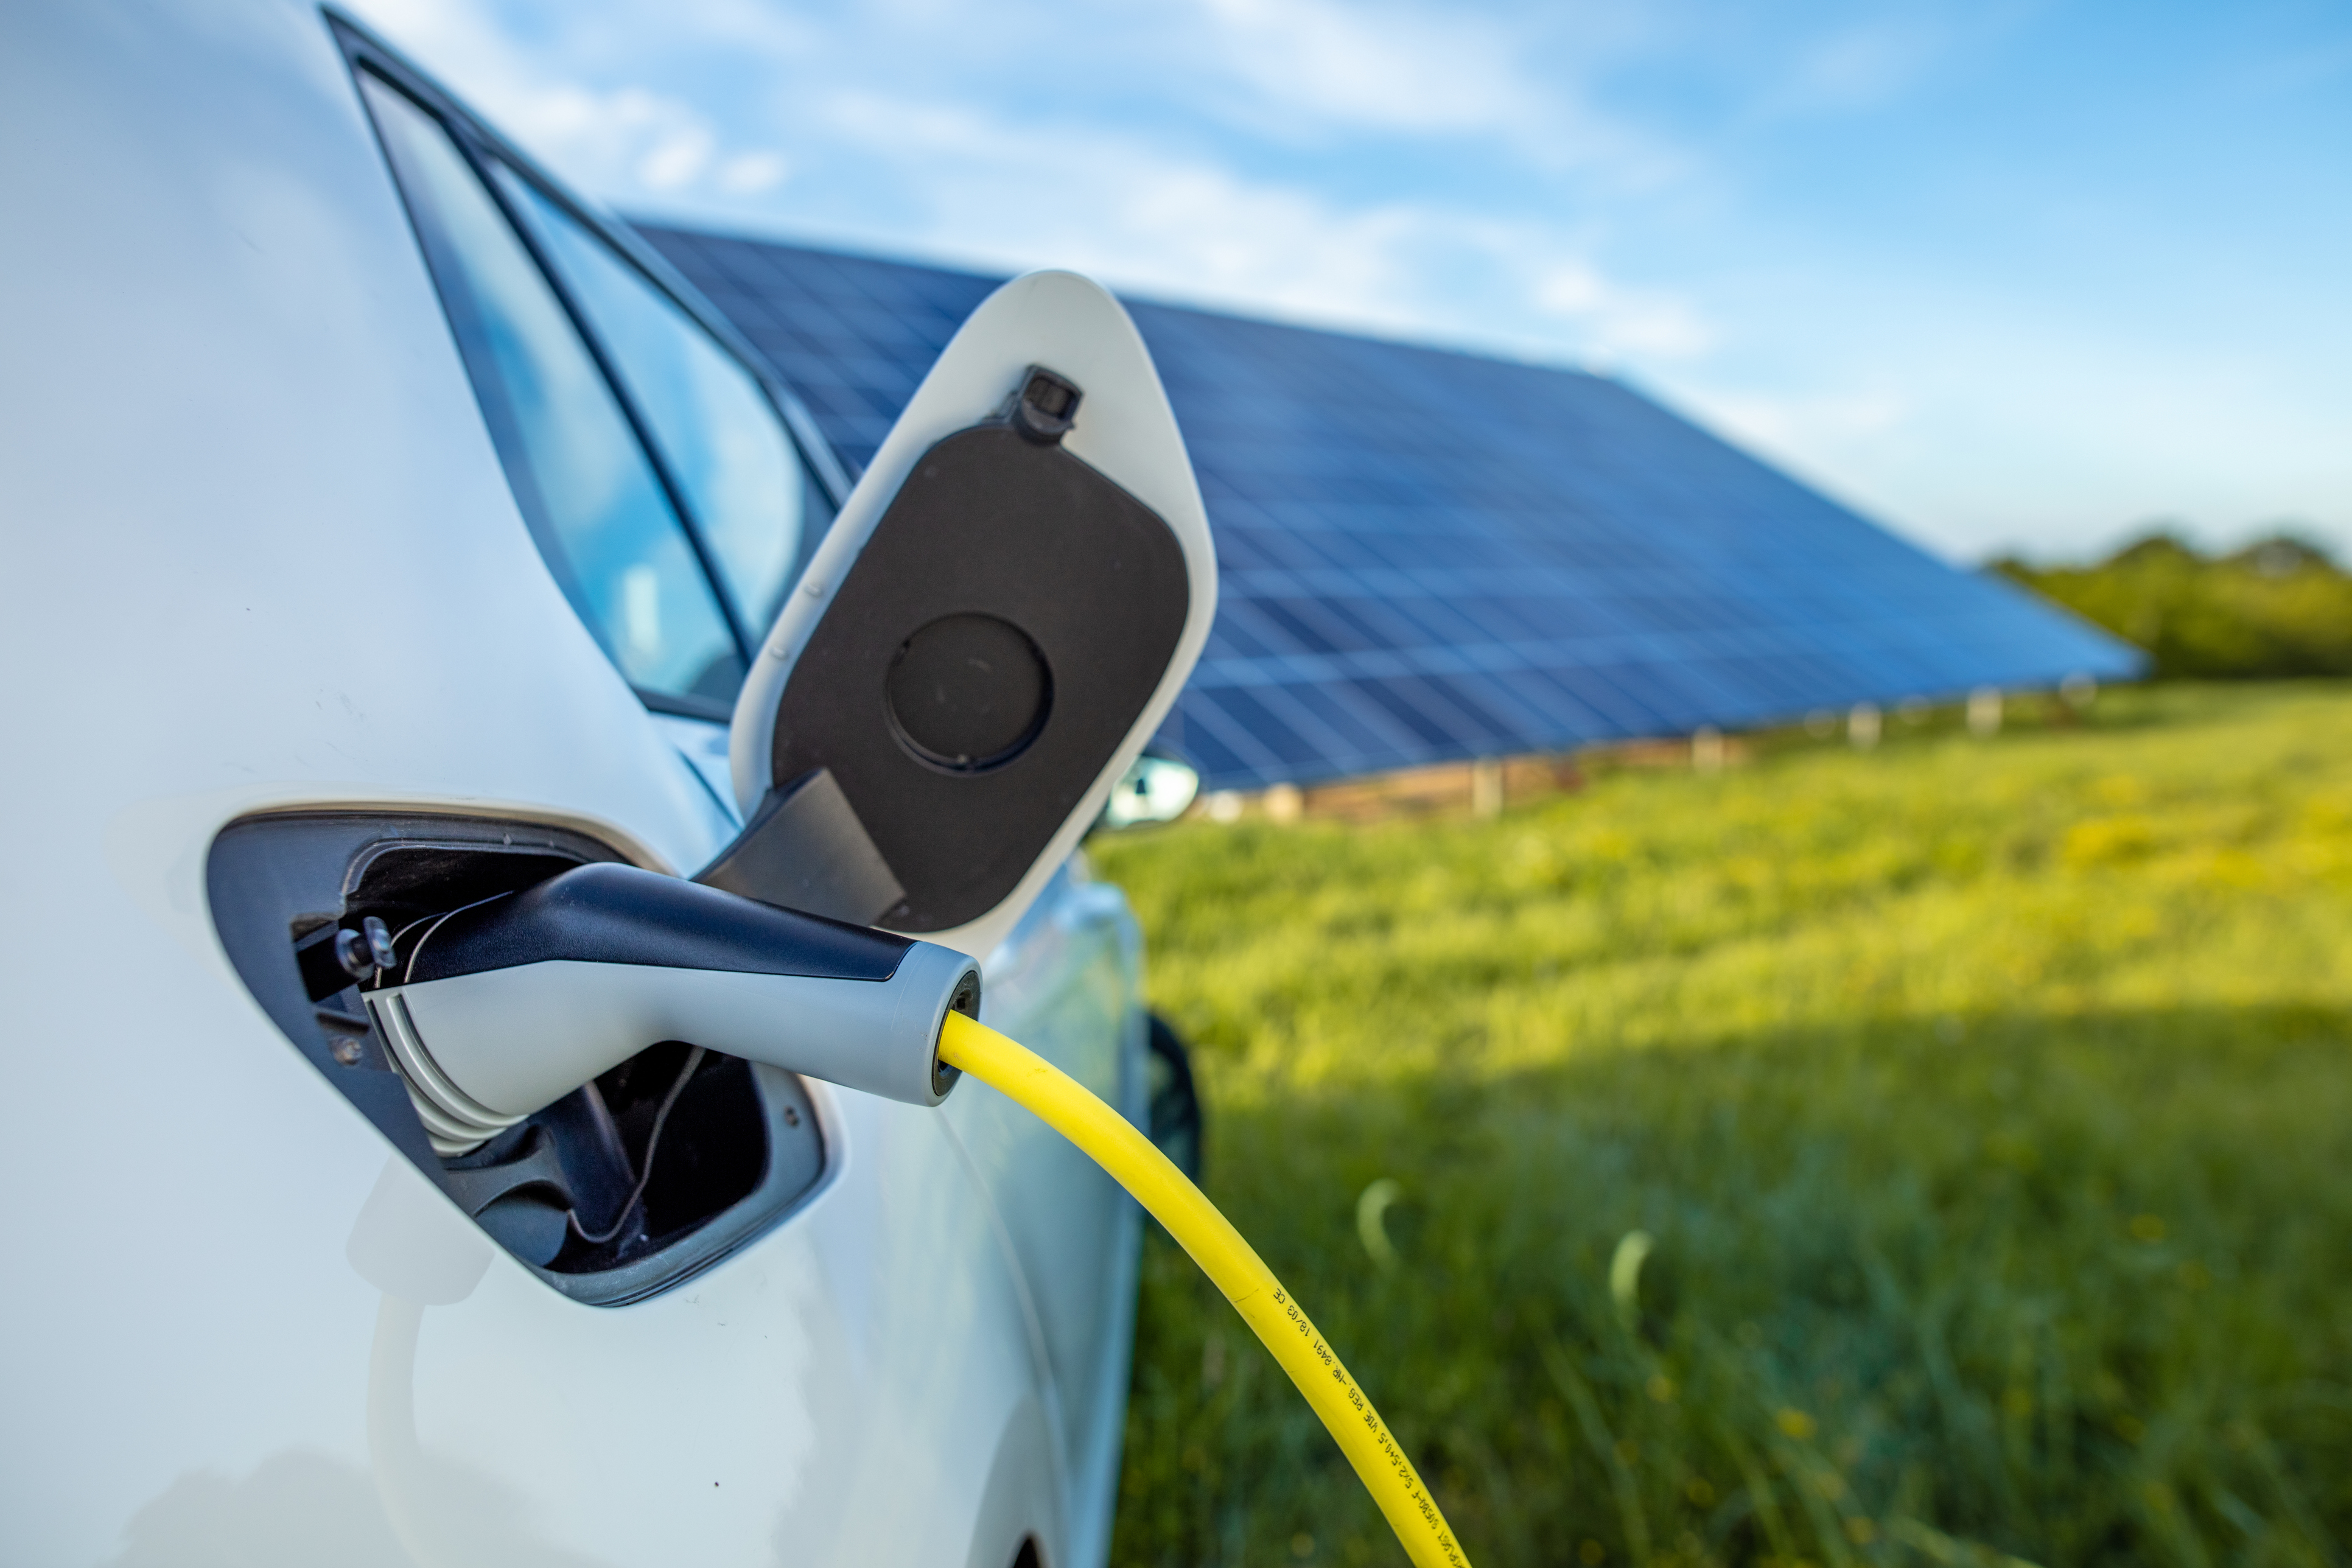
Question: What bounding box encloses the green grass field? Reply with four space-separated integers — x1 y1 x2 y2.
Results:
1091 682 2352 1568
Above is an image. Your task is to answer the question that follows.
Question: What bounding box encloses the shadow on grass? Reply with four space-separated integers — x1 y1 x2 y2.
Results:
1112 1004 2352 1568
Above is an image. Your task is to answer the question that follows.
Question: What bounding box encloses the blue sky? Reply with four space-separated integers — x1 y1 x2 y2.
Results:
349 0 2352 564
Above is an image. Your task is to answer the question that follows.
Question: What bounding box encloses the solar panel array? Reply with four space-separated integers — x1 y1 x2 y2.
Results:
637 225 2141 792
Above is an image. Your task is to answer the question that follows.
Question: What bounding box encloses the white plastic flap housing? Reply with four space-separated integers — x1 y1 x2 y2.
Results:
727 271 1217 961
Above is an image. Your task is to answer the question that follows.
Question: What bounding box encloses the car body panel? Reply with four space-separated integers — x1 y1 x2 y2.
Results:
952 866 1150 1568
0 3 1152 1563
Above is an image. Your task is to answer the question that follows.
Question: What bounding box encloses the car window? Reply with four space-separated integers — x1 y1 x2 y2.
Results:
360 74 744 707
497 170 821 637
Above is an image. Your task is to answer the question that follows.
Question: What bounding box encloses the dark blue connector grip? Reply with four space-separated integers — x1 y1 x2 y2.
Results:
404 863 913 984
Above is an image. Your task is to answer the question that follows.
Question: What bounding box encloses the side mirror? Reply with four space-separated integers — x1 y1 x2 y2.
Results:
1099 752 1202 831
700 272 1217 958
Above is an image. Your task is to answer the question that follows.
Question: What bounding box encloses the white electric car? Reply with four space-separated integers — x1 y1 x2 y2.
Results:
0 5 1216 1566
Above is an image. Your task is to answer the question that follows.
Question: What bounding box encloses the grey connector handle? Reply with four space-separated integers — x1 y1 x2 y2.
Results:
360 864 979 1155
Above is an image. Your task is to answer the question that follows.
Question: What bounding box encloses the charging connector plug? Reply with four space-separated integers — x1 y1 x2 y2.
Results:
363 863 979 1155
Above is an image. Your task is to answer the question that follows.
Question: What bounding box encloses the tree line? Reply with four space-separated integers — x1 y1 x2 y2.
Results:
1994 529 2352 679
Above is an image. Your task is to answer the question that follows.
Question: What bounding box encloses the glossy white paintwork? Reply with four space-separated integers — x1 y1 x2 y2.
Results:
0 4 1149 1564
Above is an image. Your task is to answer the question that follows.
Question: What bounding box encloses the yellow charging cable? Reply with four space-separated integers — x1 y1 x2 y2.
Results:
938 1012 1471 1568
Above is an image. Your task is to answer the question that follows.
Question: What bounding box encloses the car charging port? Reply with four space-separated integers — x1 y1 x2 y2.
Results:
210 813 828 1304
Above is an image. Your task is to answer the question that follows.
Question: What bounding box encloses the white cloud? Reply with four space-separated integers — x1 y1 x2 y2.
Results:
345 0 789 208
1175 0 1684 184
1774 21 1947 115
789 83 1709 375
345 0 1693 354
1689 385 1913 454
1189 0 1541 135
635 123 714 190
716 150 791 194
1534 260 1713 360
803 87 1433 327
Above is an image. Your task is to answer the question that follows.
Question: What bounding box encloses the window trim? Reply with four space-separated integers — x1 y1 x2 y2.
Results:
328 7 850 678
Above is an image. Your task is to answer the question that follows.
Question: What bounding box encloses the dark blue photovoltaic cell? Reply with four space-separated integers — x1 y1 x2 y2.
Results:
638 224 2144 791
